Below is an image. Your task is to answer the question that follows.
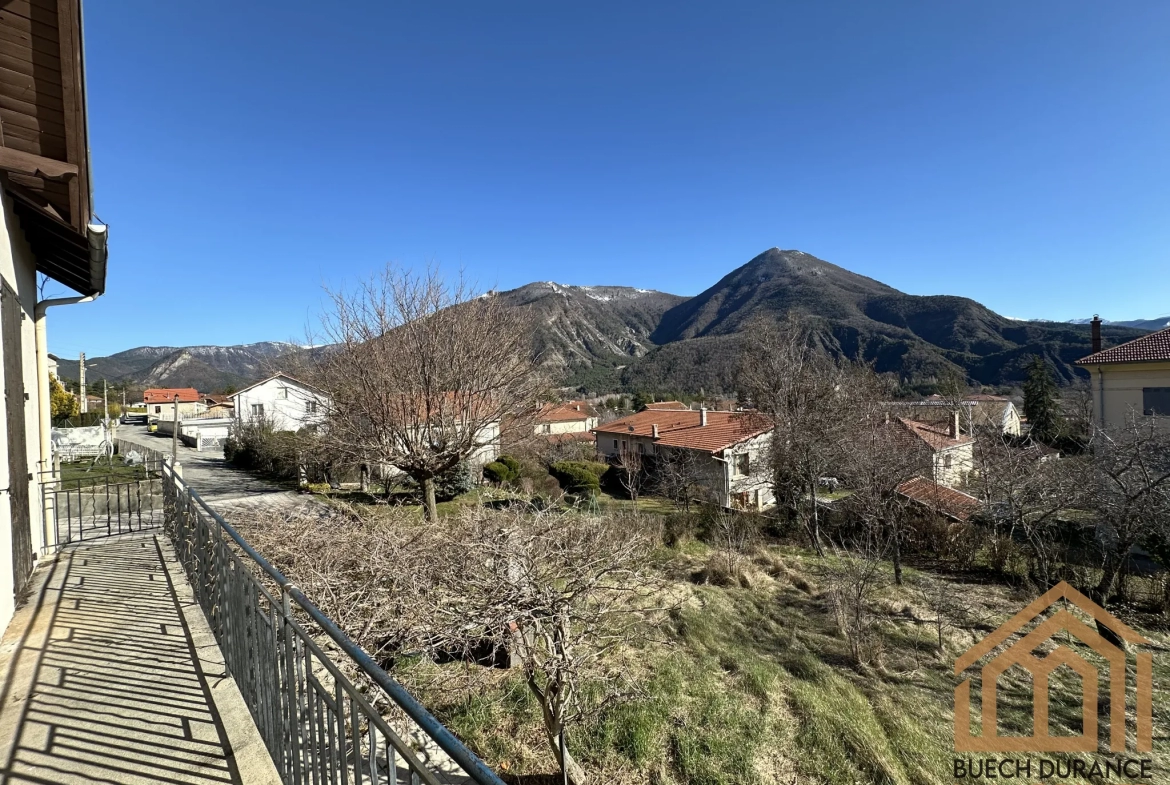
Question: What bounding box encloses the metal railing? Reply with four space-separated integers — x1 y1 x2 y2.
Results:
160 462 505 785
41 461 164 546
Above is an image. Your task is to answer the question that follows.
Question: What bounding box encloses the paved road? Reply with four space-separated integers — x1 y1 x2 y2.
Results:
113 424 298 511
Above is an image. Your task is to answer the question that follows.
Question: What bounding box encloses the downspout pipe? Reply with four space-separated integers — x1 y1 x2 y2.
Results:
35 294 97 468
34 222 108 552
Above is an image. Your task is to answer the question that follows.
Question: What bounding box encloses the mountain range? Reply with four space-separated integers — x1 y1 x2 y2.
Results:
57 249 1157 395
54 342 293 392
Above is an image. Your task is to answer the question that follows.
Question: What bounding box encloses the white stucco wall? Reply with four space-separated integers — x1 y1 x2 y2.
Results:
0 188 47 633
147 400 206 422
231 376 329 432
933 442 974 489
536 418 596 435
1084 362 1170 430
722 432 775 510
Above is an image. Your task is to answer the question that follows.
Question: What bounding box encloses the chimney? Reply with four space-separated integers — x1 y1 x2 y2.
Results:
950 409 960 439
574 404 580 411
1091 315 1102 354
652 423 659 438
700 407 708 427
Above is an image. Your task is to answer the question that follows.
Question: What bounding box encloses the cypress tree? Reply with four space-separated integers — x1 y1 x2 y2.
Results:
1023 356 1062 443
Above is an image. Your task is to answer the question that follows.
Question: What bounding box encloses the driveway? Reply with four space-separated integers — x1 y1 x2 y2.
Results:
113 424 299 512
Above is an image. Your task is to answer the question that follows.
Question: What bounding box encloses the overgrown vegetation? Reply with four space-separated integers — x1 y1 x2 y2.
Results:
235 498 1170 784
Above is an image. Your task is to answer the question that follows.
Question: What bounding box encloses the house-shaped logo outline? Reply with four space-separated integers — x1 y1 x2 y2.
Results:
954 581 1153 753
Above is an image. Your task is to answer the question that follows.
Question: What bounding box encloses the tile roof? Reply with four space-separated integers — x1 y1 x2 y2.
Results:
1076 326 1170 366
897 476 981 522
595 409 772 453
643 401 691 411
537 400 596 423
143 388 201 404
894 417 972 451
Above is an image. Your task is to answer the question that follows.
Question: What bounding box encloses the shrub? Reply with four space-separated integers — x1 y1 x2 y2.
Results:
550 461 606 496
498 455 522 477
483 455 523 485
224 420 302 480
483 461 513 484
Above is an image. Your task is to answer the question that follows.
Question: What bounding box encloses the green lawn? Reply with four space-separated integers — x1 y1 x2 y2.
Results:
57 456 152 488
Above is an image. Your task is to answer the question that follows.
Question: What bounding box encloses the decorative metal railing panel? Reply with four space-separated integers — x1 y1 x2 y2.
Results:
40 461 164 545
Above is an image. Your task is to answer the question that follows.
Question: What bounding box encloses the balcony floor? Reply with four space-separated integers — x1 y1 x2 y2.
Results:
0 532 281 785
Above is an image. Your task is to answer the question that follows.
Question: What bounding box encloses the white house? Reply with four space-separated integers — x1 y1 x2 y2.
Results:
594 408 775 510
891 415 975 489
0 0 107 634
535 400 598 437
230 373 330 432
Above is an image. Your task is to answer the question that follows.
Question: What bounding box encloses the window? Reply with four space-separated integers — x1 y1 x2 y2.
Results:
306 400 319 414
613 439 619 450
154 406 161 414
252 403 264 418
944 454 953 469
542 423 551 434
1144 388 1170 416
277 387 288 400
733 453 750 477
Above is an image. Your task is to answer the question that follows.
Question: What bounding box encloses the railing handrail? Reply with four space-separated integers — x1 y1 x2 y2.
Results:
162 462 506 785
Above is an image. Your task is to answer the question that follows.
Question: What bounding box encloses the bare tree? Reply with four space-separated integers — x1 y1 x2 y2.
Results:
915 576 971 655
707 509 758 578
740 315 854 555
653 446 712 512
239 503 667 785
1084 412 1170 608
407 508 666 785
837 369 933 586
969 432 1080 588
311 265 544 520
613 444 645 510
821 533 889 666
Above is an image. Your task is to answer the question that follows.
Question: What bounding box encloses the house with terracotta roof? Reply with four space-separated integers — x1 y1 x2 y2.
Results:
594 407 774 510
142 388 207 422
1076 317 1170 428
891 414 974 488
896 476 982 522
535 400 597 438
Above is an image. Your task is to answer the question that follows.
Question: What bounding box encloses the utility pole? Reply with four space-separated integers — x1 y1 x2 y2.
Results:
172 394 179 464
78 352 87 413
103 379 108 420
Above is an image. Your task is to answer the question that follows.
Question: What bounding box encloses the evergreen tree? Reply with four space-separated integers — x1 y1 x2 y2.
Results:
1023 356 1062 443
631 391 654 411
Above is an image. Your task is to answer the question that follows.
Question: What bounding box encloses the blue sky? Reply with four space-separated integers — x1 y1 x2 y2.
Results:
48 1 1170 358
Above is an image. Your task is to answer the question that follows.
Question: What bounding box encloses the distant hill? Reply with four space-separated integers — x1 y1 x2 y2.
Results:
65 249 1152 396
618 248 1148 394
1069 316 1169 331
54 342 294 392
491 282 686 390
